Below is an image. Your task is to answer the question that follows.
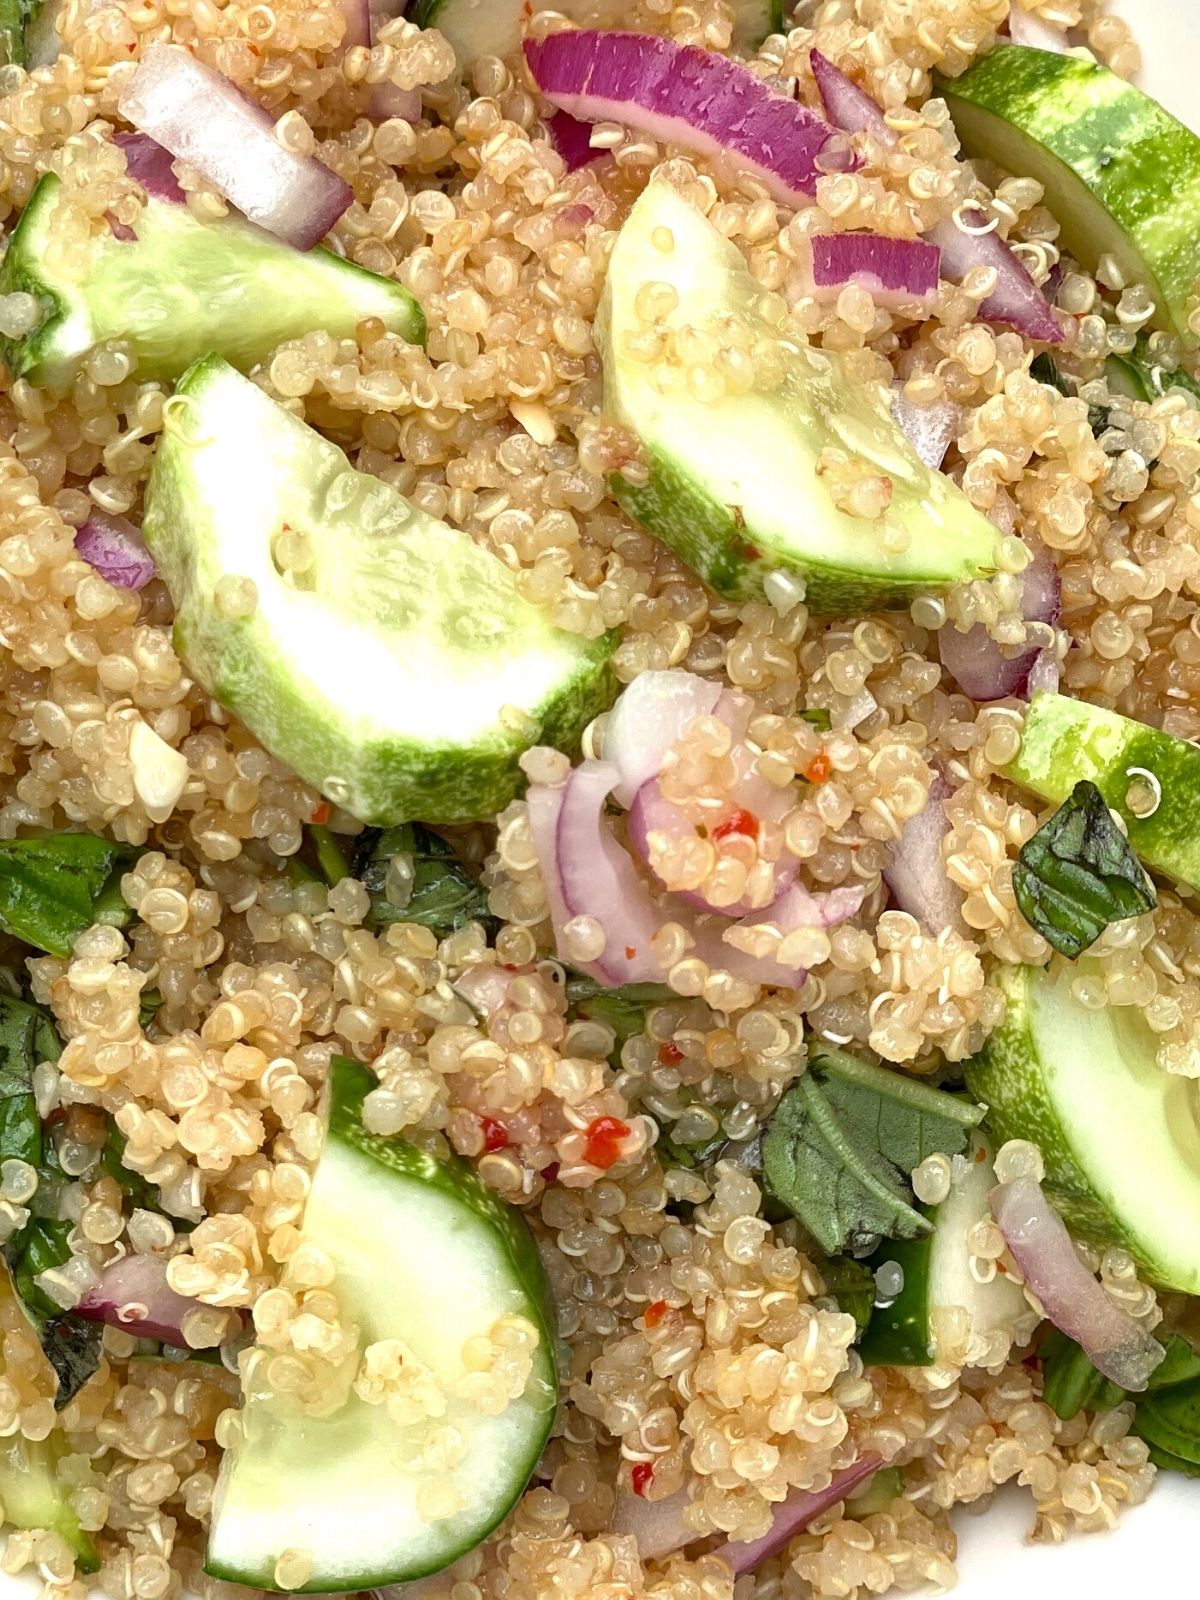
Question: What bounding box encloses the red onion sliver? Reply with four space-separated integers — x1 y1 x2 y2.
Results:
1025 648 1060 696
555 761 667 985
76 1255 203 1346
938 543 1061 702
546 109 600 171
883 774 965 935
1006 4 1071 51
805 233 940 307
611 1484 694 1561
890 383 960 470
75 510 156 591
720 1457 883 1577
601 670 723 809
810 51 1061 343
340 0 370 49
119 44 353 251
524 32 855 207
699 881 864 990
114 131 186 203
991 1177 1164 1390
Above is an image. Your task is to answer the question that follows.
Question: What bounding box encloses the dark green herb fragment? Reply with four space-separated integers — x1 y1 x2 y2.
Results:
0 994 58 1171
1030 353 1072 397
800 708 833 733
817 1256 876 1332
565 973 673 1063
138 988 162 1030
1012 780 1156 958
762 1049 983 1256
845 1466 905 1514
1040 1328 1127 1420
307 824 351 888
0 834 136 957
353 823 497 940
99 1123 155 1210
5 1218 102 1408
1042 1329 1200 1477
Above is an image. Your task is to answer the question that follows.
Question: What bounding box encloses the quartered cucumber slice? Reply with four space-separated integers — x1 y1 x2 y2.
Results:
1008 690 1200 892
0 1434 99 1571
143 356 613 825
963 962 1200 1294
858 1134 1027 1367
940 45 1200 347
1 173 424 388
205 1058 558 1591
598 178 1003 611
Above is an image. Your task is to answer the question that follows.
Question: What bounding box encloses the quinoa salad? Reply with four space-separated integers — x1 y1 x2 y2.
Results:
0 0 1198 1597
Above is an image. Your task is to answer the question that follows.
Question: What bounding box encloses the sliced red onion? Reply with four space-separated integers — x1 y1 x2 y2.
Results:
991 1178 1164 1390
938 544 1061 702
601 670 723 809
883 774 964 935
612 1484 694 1560
119 44 353 251
76 1255 202 1346
340 0 370 49
524 32 855 207
805 233 940 307
546 109 600 171
1006 4 1071 51
890 383 960 471
1025 648 1060 695
553 762 668 985
366 0 421 122
115 131 186 203
810 51 1061 343
75 510 156 591
721 1457 883 1576
699 880 864 989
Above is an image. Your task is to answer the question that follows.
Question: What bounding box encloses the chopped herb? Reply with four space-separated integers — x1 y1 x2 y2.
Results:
138 988 163 1029
762 1049 983 1256
800 707 833 732
1030 353 1072 397
353 823 497 941
99 1123 155 1210
817 1256 876 1333
5 1217 102 1408
1012 780 1156 958
565 973 674 1063
845 1465 905 1514
307 824 351 888
0 834 136 957
1040 1328 1127 1420
0 994 58 1172
1042 1328 1200 1477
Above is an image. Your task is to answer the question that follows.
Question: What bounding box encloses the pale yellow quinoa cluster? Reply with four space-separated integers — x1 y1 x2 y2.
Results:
0 0 1191 1595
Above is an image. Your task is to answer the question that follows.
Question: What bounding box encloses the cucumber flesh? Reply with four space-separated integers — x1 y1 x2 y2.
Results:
142 356 613 826
859 1134 1027 1367
964 962 1200 1294
1008 689 1200 892
0 1433 99 1571
940 46 1200 347
1 173 424 388
205 1059 558 1591
598 178 1003 610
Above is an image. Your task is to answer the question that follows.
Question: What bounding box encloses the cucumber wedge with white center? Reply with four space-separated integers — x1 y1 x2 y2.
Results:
143 356 613 826
205 1058 558 1591
598 178 1003 611
1 172 425 388
858 1134 1028 1368
0 1434 99 1571
1007 690 1200 892
940 45 1200 347
963 962 1200 1294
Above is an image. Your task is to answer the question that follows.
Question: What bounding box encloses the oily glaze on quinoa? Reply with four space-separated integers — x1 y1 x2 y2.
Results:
0 0 1194 1596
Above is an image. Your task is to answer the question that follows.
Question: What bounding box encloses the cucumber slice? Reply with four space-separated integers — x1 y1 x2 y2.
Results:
940 46 1200 347
859 1134 1027 1367
1 173 424 388
0 1434 99 1571
963 961 1200 1294
413 0 782 66
1007 690 1200 892
143 356 613 826
205 1058 558 1591
598 178 1003 610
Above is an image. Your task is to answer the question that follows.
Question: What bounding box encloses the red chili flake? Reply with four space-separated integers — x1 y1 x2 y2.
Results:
310 800 331 824
631 1463 654 1497
625 945 636 960
711 807 759 843
480 1117 510 1153
805 753 832 784
658 1041 685 1066
541 1162 560 1182
644 1299 669 1328
743 543 762 561
582 1115 630 1170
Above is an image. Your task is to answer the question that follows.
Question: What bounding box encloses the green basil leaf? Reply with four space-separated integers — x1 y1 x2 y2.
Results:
0 835 136 957
353 824 497 940
0 994 58 1171
4 1217 103 1408
1030 353 1073 397
763 1049 983 1256
1012 780 1156 958
38 1315 103 1410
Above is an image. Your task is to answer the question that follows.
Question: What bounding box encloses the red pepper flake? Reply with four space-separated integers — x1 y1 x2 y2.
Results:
582 1115 630 1170
711 807 759 844
658 1041 685 1066
644 1299 669 1328
805 753 832 784
541 1161 560 1182
625 945 636 960
631 1462 654 1497
743 543 762 562
310 800 331 824
480 1117 510 1153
